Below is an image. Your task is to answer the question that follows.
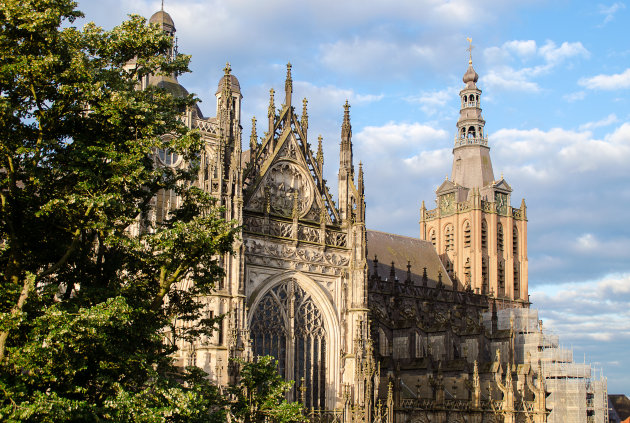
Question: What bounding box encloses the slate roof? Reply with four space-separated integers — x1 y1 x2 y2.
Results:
366 229 452 288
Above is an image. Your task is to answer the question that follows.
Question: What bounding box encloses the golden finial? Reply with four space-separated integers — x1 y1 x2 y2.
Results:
223 62 231 75
466 37 474 64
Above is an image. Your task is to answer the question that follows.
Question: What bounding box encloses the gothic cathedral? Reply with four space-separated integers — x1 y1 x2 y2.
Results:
142 9 608 423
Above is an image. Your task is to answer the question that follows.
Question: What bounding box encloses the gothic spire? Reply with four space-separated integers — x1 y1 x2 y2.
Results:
268 88 275 134
285 62 293 110
340 100 353 171
301 97 308 137
250 117 258 153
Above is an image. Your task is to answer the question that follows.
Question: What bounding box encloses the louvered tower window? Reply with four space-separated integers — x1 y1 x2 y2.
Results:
445 224 454 251
513 226 518 256
464 222 471 248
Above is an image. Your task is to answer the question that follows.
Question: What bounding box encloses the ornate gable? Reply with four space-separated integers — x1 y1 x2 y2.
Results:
491 178 512 193
243 64 339 225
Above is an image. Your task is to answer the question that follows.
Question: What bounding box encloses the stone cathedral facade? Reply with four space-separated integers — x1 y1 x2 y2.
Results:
142 9 608 423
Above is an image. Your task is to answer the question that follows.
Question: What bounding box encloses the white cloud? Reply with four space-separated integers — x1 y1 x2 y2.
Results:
563 91 586 102
579 68 630 90
355 122 448 155
405 87 458 115
491 123 630 179
504 40 537 58
483 39 589 93
576 233 599 251
599 2 626 25
538 40 590 64
319 38 436 76
578 113 618 131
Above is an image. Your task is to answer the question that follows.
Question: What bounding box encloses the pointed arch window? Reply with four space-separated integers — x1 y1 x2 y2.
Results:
514 262 520 298
482 257 488 294
513 226 519 256
498 261 505 297
497 222 504 254
481 220 488 251
464 221 471 248
464 258 471 286
250 279 326 409
430 229 437 248
445 224 454 251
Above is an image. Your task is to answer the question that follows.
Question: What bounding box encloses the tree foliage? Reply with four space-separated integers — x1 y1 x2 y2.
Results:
0 0 299 421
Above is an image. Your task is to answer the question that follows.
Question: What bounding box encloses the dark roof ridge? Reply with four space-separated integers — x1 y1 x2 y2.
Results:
367 229 429 243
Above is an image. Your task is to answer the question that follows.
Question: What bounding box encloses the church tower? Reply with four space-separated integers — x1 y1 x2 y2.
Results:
420 49 528 306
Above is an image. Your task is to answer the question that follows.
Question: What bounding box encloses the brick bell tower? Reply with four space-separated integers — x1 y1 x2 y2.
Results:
420 42 528 306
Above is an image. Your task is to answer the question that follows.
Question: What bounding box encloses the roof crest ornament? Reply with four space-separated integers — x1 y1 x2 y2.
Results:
466 37 474 65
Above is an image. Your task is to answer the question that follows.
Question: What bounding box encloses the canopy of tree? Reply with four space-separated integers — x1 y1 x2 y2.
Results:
0 0 303 421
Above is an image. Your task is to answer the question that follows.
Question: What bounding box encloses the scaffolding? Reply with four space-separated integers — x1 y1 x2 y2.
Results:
482 308 609 423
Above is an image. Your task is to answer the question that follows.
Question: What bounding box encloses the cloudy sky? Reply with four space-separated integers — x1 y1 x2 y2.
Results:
77 0 629 395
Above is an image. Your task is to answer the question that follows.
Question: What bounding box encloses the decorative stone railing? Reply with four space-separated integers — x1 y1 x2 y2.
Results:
454 136 488 148
192 118 218 134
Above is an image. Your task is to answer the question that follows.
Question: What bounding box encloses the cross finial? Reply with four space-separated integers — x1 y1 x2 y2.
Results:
161 0 164 11
466 37 474 64
223 62 231 76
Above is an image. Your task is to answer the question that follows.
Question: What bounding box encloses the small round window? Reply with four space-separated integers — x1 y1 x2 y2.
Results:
157 149 181 167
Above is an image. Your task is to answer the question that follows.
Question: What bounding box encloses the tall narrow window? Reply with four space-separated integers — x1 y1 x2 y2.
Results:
514 262 520 298
464 258 471 286
481 220 488 251
464 222 471 248
482 257 488 294
497 223 504 253
445 224 454 251
430 229 436 248
513 226 518 256
498 261 505 296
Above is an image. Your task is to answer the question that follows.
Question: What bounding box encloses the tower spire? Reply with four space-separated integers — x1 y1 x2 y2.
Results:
451 48 494 189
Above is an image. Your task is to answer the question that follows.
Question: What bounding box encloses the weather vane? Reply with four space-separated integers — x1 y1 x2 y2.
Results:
466 37 474 64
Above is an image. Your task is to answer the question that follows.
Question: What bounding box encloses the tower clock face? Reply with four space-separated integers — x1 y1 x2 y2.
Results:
495 192 507 214
440 193 455 214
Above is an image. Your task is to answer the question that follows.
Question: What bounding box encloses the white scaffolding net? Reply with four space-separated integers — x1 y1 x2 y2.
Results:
482 308 608 423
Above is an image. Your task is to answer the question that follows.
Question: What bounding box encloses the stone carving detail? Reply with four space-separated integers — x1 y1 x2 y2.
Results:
244 240 349 276
277 138 299 161
192 117 218 134
268 220 292 238
298 225 320 243
325 230 347 247
247 160 314 217
243 216 264 233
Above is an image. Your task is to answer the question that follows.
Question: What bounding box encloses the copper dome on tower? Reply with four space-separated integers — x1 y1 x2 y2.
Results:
149 10 175 33
216 74 241 96
463 64 479 87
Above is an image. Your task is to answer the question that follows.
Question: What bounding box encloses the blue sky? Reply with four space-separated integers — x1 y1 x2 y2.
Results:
78 0 630 395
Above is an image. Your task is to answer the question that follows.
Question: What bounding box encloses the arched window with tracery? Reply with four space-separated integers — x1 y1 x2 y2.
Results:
250 279 326 409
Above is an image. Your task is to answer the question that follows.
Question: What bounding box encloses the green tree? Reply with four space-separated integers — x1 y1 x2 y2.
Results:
0 0 242 421
228 356 305 423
